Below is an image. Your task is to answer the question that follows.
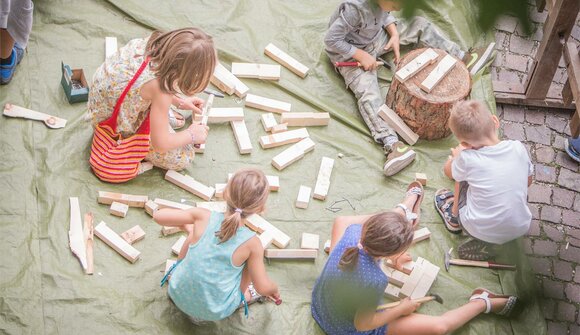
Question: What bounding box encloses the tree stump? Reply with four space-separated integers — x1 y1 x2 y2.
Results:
386 48 471 140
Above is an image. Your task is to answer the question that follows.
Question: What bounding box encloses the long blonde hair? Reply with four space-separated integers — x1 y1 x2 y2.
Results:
217 169 270 243
145 27 216 95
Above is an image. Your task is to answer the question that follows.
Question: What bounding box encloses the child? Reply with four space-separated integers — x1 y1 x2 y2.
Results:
437 100 533 261
88 28 214 171
154 168 280 321
311 184 519 335
324 0 494 176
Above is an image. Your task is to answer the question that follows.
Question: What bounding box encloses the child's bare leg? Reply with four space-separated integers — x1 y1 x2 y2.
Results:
392 191 420 218
452 181 460 217
386 298 507 335
0 30 15 59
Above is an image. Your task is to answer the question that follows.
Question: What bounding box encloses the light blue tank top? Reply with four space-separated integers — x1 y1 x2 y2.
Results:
168 211 255 321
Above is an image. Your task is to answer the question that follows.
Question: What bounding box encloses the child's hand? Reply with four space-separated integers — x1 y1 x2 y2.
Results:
396 297 420 316
393 252 412 271
450 144 465 158
354 49 379 71
187 123 209 144
384 35 400 64
177 97 204 115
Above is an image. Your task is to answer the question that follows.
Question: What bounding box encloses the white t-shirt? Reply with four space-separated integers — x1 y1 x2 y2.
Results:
451 140 533 244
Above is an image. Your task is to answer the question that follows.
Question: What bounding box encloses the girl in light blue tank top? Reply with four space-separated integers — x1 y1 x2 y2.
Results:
154 168 281 322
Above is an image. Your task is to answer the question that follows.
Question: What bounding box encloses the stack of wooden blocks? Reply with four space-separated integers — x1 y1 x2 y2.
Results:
380 257 440 300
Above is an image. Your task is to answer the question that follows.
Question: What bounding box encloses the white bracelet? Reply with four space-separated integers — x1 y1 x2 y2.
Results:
187 128 195 144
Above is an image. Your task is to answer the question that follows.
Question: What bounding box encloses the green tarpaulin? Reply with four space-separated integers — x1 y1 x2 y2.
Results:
0 0 546 334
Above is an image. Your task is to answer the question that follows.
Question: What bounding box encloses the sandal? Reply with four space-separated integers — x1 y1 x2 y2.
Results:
394 181 424 228
434 188 462 234
469 288 520 317
168 107 185 129
457 238 496 261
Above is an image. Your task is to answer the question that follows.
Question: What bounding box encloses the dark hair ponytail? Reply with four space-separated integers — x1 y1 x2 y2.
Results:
338 246 361 271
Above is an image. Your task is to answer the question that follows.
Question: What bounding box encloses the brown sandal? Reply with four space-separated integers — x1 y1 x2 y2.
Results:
469 288 520 317
394 181 424 228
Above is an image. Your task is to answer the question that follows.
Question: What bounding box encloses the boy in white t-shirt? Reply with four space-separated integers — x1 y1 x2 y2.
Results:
436 100 533 261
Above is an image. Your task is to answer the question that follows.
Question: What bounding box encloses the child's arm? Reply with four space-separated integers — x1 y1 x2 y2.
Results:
330 214 373 253
444 144 465 179
354 298 420 331
246 238 279 298
172 95 204 115
153 207 205 227
383 23 400 64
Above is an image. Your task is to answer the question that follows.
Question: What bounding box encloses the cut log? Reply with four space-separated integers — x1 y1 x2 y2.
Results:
386 48 471 140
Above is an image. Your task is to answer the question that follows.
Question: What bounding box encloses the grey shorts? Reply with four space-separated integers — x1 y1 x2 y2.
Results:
0 0 34 48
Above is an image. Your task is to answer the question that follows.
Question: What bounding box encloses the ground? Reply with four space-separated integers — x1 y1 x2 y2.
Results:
493 3 580 334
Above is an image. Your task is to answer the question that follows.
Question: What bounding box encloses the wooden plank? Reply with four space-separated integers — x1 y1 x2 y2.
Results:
563 80 574 106
120 225 146 245
97 191 148 208
301 233 320 249
264 248 317 259
105 36 118 59
261 113 278 132
296 185 312 209
258 231 274 249
211 62 238 96
196 201 227 212
494 80 576 109
564 41 580 136
380 261 410 287
3 103 67 129
109 201 129 218
413 227 431 243
171 236 187 255
399 264 424 298
138 161 154 175
271 123 288 133
230 120 253 154
324 239 331 254
420 54 457 92
193 107 244 123
245 93 291 113
415 173 427 186
378 104 419 145
165 170 215 201
94 221 140 263
384 283 401 300
469 43 495 76
410 258 440 299
231 62 281 80
161 226 182 236
165 259 177 275
69 197 87 271
215 183 227 199
264 43 309 78
526 0 580 99
313 157 335 200
259 128 309 148
83 212 94 275
280 112 330 127
395 48 438 82
245 214 291 248
384 259 415 275
271 137 316 170
145 200 159 217
154 198 194 211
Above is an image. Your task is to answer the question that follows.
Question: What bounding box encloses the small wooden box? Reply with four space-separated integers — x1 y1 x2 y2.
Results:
61 62 89 103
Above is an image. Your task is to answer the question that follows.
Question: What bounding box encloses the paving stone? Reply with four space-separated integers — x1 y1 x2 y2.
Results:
553 188 575 208
526 125 551 145
529 204 541 219
541 206 562 223
536 146 556 164
523 238 533 254
562 210 580 228
557 301 577 322
554 260 574 281
574 195 580 212
575 265 580 283
529 256 552 276
528 7 548 23
533 239 559 256
502 105 525 122
544 224 565 242
565 283 580 303
495 31 509 48
559 168 580 192
526 110 547 125
549 82 564 100
570 324 580 335
543 298 556 320
561 245 580 263
503 122 526 141
498 69 522 84
554 135 567 150
495 15 518 33
546 114 569 133
564 123 572 136
547 321 568 335
553 67 569 85
505 53 530 72
569 237 580 247
568 227 580 240
528 219 541 236
557 151 579 171
529 184 552 204
510 35 535 55
535 164 557 183
544 279 565 299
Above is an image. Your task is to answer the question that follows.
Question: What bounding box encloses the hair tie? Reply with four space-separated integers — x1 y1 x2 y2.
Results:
234 208 243 214
357 241 364 250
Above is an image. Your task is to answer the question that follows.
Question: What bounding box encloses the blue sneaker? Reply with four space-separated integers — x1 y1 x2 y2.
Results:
0 44 25 85
565 138 580 163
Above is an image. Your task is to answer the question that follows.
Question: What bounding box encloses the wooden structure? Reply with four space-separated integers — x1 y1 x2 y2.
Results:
494 0 580 137
386 48 471 140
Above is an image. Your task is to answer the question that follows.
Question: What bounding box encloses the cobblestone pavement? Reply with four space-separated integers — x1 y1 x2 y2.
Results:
493 2 580 335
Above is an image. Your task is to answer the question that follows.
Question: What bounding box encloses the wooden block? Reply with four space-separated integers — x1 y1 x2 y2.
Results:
3 103 67 129
259 128 309 149
171 236 187 255
154 198 194 211
165 259 177 275
196 201 227 212
120 225 146 245
264 249 317 260
264 43 309 78
261 113 278 131
399 264 425 297
420 54 457 93
415 173 427 186
245 214 291 248
138 161 154 175
230 120 253 154
258 231 274 249
109 201 129 218
410 260 440 299
231 62 281 80
94 221 140 263
384 283 401 300
313 157 335 200
470 43 496 76
378 105 419 145
211 62 250 97
97 191 148 208
324 239 331 254
69 197 87 271
194 144 205 154
266 175 280 191
245 93 291 113
83 212 94 275
280 112 330 127
271 137 316 170
384 259 415 276
165 170 215 201
145 200 159 216
395 48 438 82
301 233 320 249
161 226 182 236
105 37 118 59
193 107 244 123
215 183 227 199
380 262 410 287
413 227 431 244
295 185 312 209
271 123 288 133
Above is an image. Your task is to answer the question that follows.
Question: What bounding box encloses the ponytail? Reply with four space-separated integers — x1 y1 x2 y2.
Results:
216 210 243 243
338 246 360 271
